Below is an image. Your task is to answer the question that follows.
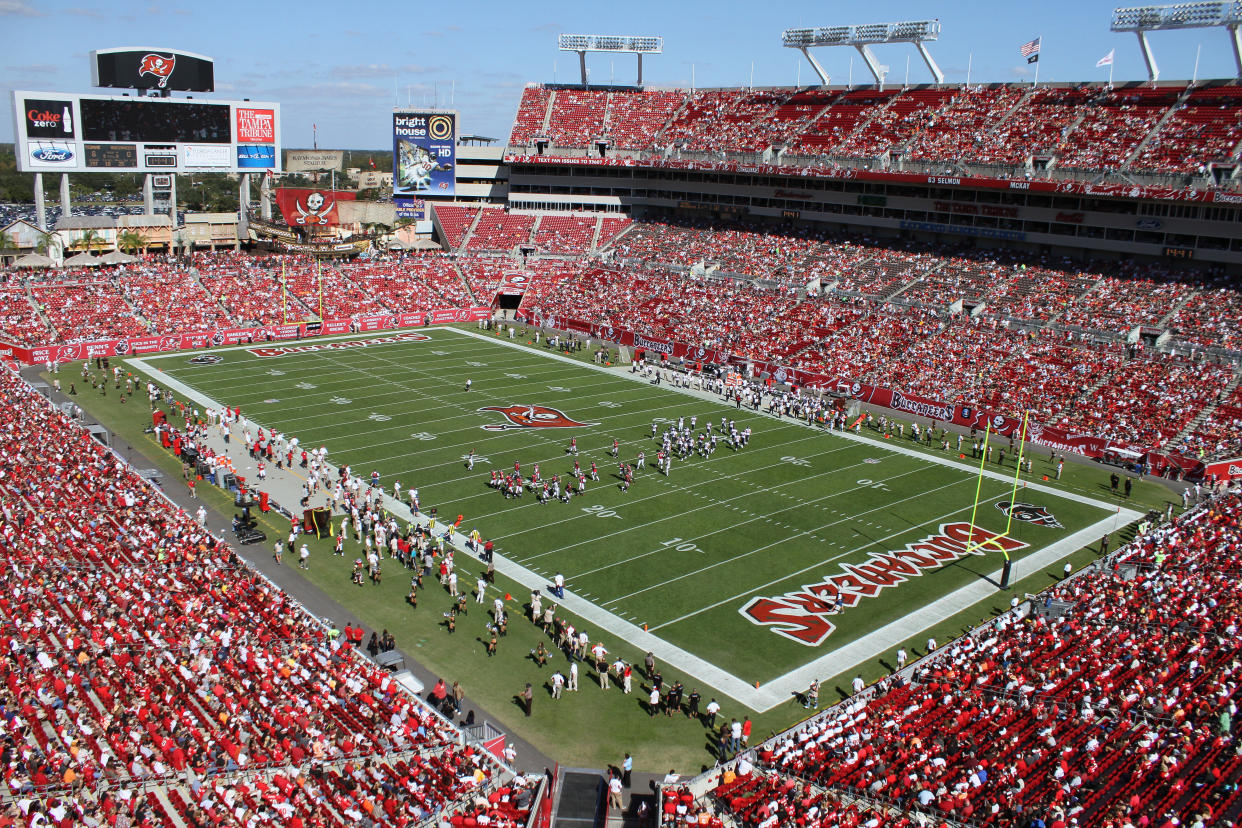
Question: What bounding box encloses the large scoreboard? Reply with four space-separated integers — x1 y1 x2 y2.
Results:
12 90 281 174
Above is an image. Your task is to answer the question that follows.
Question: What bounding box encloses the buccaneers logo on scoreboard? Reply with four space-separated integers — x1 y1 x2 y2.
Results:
138 54 176 88
477 404 598 431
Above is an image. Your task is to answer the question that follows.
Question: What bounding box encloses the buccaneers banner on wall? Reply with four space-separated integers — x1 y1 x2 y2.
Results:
273 188 356 227
4 306 491 365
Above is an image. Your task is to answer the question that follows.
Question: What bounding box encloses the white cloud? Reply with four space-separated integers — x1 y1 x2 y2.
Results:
0 0 43 15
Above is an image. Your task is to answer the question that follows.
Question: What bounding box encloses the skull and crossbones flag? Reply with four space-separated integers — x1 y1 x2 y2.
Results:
273 188 356 227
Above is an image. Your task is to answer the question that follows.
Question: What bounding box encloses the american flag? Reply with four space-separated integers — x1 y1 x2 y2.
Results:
1020 37 1041 63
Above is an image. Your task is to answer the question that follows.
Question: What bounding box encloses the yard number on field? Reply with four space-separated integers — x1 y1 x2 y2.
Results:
781 455 811 467
857 478 890 491
661 537 705 554
581 504 622 519
410 431 436 441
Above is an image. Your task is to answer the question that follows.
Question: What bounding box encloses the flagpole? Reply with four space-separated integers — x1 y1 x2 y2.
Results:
1108 59 1114 87
1034 36 1041 87
966 52 972 86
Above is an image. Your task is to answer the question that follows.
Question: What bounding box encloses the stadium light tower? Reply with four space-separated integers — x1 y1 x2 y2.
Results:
781 20 944 88
1111 2 1242 81
557 34 664 87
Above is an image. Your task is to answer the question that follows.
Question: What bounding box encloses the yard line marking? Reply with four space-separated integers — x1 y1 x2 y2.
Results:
446 326 1129 516
513 445 875 562
609 474 972 609
570 462 950 581
132 330 1146 713
281 345 798 493
750 509 1142 708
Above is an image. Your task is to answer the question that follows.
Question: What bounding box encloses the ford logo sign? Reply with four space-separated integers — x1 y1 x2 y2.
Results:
32 146 73 163
1136 218 1162 230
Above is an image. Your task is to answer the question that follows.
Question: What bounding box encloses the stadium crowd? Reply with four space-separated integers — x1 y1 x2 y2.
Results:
0 366 533 826
681 490 1242 828
3 214 1241 467
507 82 1242 180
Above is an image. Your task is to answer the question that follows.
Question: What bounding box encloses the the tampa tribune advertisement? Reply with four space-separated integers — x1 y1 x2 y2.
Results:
393 111 455 197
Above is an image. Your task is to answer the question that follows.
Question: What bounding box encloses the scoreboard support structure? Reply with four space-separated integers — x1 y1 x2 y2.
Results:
32 174 46 231
59 174 71 221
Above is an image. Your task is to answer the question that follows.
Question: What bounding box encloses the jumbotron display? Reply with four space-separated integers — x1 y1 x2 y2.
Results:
10 90 281 173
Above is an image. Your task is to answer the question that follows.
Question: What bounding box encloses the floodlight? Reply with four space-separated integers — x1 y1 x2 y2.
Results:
557 34 665 86
1110 2 1242 79
781 20 943 86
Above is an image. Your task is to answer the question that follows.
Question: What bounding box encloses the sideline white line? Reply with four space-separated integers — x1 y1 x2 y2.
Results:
448 326 1130 513
128 344 766 703
756 514 1140 704
131 329 1144 712
445 327 1146 703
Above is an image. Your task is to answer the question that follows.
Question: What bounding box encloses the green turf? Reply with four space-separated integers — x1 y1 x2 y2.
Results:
128 328 1126 681
49 326 1177 769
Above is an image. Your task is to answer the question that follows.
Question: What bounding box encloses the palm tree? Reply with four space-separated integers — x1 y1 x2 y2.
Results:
34 229 62 261
0 231 14 253
116 230 149 255
75 228 106 253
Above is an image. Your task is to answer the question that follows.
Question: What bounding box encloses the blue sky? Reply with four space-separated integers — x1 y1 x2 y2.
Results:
3 0 1240 149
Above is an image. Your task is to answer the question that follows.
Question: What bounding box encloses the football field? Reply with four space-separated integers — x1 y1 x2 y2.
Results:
128 326 1142 711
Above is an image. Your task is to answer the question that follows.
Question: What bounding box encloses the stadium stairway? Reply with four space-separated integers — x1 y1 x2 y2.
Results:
1230 131 1242 161
1122 86 1194 170
647 94 694 151
1052 110 1092 168
1046 276 1107 325
450 258 479 303
25 283 55 335
188 266 221 320
589 216 604 252
149 788 189 828
595 220 638 254
830 92 903 158
458 208 488 254
1169 371 1242 448
886 260 948 303
1157 288 1200 329
540 91 556 134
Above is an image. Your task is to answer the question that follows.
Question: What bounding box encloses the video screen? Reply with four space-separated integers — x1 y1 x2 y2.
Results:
80 98 231 144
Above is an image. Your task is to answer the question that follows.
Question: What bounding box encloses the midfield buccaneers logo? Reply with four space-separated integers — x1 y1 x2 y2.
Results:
477 404 598 431
995 501 1062 528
